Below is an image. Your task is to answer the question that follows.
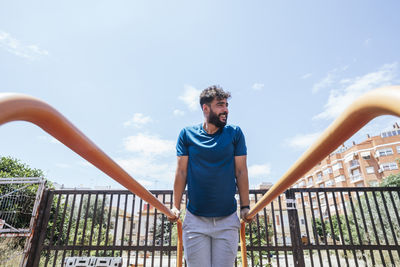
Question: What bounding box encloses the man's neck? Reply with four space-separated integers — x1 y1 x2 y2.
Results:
203 121 220 135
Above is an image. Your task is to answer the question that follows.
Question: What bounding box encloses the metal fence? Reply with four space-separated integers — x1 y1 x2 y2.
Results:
26 187 400 266
0 177 45 236
0 177 46 266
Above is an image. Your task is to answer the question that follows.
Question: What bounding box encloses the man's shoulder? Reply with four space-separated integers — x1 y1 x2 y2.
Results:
181 124 202 132
224 124 243 133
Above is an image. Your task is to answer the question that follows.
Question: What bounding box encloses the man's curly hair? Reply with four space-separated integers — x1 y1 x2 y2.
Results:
199 85 231 109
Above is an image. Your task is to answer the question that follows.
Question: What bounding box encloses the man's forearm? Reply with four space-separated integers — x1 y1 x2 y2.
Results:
236 171 250 206
173 172 186 210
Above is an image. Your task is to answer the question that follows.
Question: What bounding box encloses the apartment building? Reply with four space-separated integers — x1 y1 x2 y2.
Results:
289 123 400 243
293 123 400 190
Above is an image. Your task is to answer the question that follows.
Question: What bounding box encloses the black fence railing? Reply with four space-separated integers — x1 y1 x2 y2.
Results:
26 187 400 266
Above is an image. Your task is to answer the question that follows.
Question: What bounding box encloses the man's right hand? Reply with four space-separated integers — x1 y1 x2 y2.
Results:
169 207 181 222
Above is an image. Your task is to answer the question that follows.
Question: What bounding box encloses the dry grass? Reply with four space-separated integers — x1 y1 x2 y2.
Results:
0 237 24 267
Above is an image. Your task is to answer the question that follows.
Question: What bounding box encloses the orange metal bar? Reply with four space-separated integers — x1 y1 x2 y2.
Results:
246 85 400 220
239 221 248 267
0 93 175 220
238 85 400 267
176 219 183 267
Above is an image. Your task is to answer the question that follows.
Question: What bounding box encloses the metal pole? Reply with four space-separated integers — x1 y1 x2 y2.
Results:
286 189 305 267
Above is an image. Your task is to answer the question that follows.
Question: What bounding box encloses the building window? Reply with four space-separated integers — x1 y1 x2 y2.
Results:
316 172 323 180
276 215 280 226
325 180 334 187
355 181 364 187
352 168 360 176
350 168 363 182
335 175 345 183
300 218 305 225
307 176 313 186
377 148 394 157
381 130 400 138
323 168 333 176
397 146 400 154
366 166 375 174
380 162 399 171
332 162 343 171
360 151 371 159
319 183 325 188
349 160 360 169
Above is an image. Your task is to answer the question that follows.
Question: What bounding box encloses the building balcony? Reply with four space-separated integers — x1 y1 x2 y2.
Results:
348 160 360 170
350 174 364 183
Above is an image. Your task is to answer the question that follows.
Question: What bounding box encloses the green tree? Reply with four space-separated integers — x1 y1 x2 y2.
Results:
380 172 400 187
0 156 44 178
67 195 115 257
0 156 49 229
240 217 273 267
314 215 359 244
0 155 61 264
155 211 180 247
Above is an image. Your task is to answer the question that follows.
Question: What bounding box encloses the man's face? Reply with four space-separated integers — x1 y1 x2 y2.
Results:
205 98 229 128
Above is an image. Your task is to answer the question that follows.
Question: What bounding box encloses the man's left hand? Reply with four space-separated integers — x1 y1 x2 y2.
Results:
240 208 253 223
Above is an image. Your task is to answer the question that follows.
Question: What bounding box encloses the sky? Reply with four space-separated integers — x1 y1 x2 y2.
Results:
1 1 400 190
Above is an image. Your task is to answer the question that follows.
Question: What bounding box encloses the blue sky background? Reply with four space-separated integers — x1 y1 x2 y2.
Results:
1 1 400 189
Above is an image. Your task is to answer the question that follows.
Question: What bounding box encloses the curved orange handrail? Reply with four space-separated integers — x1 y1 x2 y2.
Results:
240 85 400 266
0 93 184 265
0 94 177 214
247 86 400 219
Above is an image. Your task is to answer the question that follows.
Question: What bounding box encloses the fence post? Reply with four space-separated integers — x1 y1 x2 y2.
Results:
23 189 54 267
285 189 305 267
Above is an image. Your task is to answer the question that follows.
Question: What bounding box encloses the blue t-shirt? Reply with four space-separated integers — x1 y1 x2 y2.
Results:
176 123 247 217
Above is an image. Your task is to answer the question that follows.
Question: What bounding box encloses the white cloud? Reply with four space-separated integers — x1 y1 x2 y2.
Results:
252 83 264 91
248 163 271 178
312 73 334 93
314 63 398 120
311 66 349 94
123 113 152 128
123 133 175 156
173 109 185 116
117 157 175 184
301 73 313 79
179 84 201 111
138 179 154 187
0 31 49 60
286 132 322 149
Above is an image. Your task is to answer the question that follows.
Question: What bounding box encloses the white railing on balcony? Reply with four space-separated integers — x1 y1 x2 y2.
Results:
350 174 363 183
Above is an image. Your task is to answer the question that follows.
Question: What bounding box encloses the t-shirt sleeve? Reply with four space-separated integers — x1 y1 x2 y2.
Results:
176 128 188 156
234 127 247 156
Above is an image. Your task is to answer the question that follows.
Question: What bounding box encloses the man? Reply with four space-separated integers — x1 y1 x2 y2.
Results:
171 85 251 267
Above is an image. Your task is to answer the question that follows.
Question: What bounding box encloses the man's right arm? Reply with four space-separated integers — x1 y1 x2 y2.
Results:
171 155 188 222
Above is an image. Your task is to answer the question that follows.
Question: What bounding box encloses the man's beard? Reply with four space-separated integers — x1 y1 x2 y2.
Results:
208 108 228 128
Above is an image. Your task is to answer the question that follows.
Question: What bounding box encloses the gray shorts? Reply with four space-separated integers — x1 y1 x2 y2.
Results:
182 210 241 267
